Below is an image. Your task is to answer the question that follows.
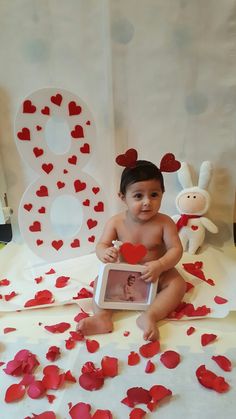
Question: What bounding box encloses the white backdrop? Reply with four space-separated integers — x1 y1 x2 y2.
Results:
0 0 235 251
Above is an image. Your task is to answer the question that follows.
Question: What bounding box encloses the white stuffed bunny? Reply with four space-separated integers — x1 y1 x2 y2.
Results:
172 161 218 254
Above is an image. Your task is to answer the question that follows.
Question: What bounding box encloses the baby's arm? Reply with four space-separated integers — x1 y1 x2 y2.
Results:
96 216 119 263
141 215 183 282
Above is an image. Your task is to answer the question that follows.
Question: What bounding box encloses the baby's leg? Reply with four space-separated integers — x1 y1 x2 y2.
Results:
77 276 113 336
137 268 186 341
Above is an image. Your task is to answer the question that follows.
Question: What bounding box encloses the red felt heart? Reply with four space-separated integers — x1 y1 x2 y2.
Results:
36 125 42 131
74 179 86 192
120 242 147 264
38 206 46 213
71 124 84 138
116 148 138 167
80 143 90 153
86 120 91 125
41 106 50 115
29 221 41 232
87 219 98 229
36 239 43 246
71 239 80 248
51 93 62 106
159 153 181 172
88 235 95 242
83 199 90 206
17 127 31 141
23 100 36 113
68 155 77 165
33 147 44 158
42 163 53 174
191 225 198 230
51 240 63 251
68 101 82 116
94 202 104 212
24 203 32 212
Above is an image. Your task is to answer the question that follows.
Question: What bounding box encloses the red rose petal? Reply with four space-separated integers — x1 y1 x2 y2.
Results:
70 331 84 341
101 356 118 377
20 373 35 386
127 387 152 405
27 380 46 399
196 364 230 393
27 413 56 419
92 410 113 419
145 360 155 373
42 373 63 390
45 268 56 274
128 351 140 366
186 326 196 336
73 287 93 300
86 339 100 353
65 370 77 382
4 327 16 334
47 395 56 404
121 396 135 407
185 282 194 293
65 337 76 350
129 408 146 418
69 402 91 419
74 309 90 322
5 383 25 402
0 278 10 286
212 355 232 372
5 291 18 301
214 296 228 304
43 365 60 375
149 384 172 402
46 346 60 361
81 361 102 376
160 350 180 369
55 276 70 288
24 290 54 307
139 341 160 358
44 322 71 333
79 372 104 391
201 333 217 346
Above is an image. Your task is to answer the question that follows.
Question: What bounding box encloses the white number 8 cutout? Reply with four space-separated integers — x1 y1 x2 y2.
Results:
15 88 106 261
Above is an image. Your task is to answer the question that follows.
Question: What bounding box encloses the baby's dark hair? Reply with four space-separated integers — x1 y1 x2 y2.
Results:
119 160 165 195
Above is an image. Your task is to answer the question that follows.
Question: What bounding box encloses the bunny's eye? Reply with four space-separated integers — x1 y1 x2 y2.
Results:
193 195 196 198
187 195 190 198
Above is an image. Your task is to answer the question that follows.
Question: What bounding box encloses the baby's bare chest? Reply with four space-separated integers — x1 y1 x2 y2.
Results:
116 220 163 252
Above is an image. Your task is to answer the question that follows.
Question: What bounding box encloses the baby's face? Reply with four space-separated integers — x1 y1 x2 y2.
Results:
122 179 163 223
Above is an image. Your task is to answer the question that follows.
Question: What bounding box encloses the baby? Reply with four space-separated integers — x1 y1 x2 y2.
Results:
77 159 186 341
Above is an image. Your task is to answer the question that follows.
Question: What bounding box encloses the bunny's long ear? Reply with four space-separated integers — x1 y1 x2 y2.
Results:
177 162 193 188
198 161 213 190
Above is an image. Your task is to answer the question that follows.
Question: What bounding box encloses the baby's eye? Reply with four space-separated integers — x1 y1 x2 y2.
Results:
134 193 142 199
151 192 159 198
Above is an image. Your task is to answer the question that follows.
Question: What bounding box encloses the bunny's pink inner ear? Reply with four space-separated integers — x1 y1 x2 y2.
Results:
115 148 138 167
160 153 181 172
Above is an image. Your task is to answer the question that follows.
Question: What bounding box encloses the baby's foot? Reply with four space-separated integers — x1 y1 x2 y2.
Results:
136 312 159 341
76 312 113 336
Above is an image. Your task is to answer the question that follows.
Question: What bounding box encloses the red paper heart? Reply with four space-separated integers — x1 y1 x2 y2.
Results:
68 155 77 165
159 153 181 172
80 143 90 153
38 206 46 213
24 203 32 212
92 187 100 194
86 120 91 125
57 181 65 189
33 147 44 158
29 221 41 232
51 93 62 106
17 127 31 141
71 124 84 138
23 100 36 113
51 240 63 251
116 148 138 167
74 179 86 192
36 125 42 130
36 185 48 197
83 199 90 206
42 163 53 174
71 239 80 248
120 242 147 264
88 235 95 242
87 219 98 229
68 101 82 116
41 106 50 115
36 239 43 246
94 202 104 212
191 225 198 230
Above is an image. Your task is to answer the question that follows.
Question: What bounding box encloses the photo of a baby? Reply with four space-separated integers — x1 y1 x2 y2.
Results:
104 270 149 303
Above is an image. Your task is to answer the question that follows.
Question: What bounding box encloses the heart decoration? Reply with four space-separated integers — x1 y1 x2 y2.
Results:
87 219 98 229
23 100 36 113
24 203 33 212
94 202 104 212
80 143 90 154
41 106 50 115
71 125 84 139
120 242 147 264
29 221 41 232
42 163 53 174
52 240 64 251
51 93 63 106
36 185 48 197
191 225 198 231
74 179 86 192
115 148 138 168
70 239 80 248
159 153 181 173
68 101 82 116
68 155 77 165
33 147 44 158
17 127 31 141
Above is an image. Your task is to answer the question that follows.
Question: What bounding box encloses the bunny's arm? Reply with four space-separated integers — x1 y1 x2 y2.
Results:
200 217 218 233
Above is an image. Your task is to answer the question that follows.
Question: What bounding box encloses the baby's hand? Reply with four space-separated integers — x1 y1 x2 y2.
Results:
101 247 119 263
140 261 162 283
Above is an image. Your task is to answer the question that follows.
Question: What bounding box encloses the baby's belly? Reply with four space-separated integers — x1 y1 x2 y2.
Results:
142 248 163 263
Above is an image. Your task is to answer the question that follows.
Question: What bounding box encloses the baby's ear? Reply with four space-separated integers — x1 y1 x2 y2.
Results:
118 192 125 201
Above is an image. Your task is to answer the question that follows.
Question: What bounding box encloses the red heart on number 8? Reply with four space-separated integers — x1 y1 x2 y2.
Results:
52 240 63 251
120 242 147 264
87 219 98 229
71 239 80 248
68 101 82 116
51 93 62 106
74 179 86 192
29 221 41 232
